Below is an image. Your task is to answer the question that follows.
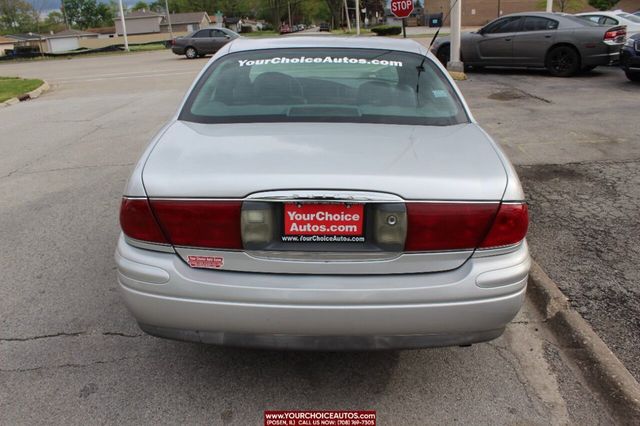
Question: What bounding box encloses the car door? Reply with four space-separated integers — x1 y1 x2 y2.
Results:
474 16 523 65
209 29 231 52
512 16 559 66
191 29 212 52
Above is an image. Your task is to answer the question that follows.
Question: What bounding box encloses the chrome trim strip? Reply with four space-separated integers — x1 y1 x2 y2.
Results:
472 241 524 258
124 236 175 253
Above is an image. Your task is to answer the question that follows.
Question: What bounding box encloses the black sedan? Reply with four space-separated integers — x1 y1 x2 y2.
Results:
621 33 640 82
431 12 626 77
171 28 239 59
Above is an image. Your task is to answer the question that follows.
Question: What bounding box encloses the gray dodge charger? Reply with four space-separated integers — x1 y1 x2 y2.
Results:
432 12 626 76
116 37 530 350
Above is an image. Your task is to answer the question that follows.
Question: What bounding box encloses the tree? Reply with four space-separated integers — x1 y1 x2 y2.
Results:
132 1 150 11
588 0 620 10
63 0 110 29
42 10 67 32
0 0 38 34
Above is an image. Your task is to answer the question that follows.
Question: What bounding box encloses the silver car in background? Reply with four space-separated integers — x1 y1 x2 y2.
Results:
432 12 626 76
116 37 530 350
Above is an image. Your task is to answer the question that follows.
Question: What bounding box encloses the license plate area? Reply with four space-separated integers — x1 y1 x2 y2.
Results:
282 202 365 244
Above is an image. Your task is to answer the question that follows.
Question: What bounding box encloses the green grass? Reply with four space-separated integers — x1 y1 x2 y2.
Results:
128 43 168 52
0 77 44 103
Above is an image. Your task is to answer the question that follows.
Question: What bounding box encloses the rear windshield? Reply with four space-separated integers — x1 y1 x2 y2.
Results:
179 48 469 126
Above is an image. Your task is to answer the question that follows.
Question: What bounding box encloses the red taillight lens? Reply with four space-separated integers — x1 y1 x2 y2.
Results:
120 198 168 244
149 200 242 249
480 203 528 248
604 27 626 40
405 203 500 251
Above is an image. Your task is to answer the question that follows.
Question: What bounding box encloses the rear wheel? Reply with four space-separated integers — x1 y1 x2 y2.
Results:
185 47 197 59
626 71 640 82
546 46 580 77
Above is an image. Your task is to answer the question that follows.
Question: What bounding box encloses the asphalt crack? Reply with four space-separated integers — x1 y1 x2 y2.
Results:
0 331 145 342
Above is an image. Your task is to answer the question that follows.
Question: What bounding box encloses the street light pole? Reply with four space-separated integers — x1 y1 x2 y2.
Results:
164 0 173 40
546 0 553 12
118 0 129 52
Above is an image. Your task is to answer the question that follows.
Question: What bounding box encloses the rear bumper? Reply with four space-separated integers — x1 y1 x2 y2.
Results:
115 235 529 350
583 47 621 67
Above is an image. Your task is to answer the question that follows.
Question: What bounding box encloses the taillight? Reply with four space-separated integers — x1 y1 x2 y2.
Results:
149 200 242 249
120 198 168 244
405 203 499 251
404 202 528 252
479 203 528 249
604 27 626 42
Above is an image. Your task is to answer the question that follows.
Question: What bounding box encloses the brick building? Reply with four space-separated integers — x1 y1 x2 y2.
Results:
422 0 640 26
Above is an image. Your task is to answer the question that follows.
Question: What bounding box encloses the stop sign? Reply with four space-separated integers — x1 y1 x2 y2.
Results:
390 0 414 18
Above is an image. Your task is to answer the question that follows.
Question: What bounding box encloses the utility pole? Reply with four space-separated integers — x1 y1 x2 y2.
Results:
343 0 351 31
497 0 501 17
355 0 360 35
447 0 463 73
164 0 173 39
60 0 70 30
118 0 129 52
546 0 553 12
288 1 292 27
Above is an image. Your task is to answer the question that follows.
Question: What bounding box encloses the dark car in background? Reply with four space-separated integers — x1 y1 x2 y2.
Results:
431 12 626 77
621 33 640 81
319 23 331 32
171 28 240 59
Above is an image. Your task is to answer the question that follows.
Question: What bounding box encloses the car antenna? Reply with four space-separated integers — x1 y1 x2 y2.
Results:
428 0 461 50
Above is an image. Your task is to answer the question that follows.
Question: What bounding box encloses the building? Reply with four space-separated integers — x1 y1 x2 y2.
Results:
114 10 163 35
44 29 99 53
161 12 211 33
0 36 15 56
5 33 47 54
86 26 117 39
410 0 640 27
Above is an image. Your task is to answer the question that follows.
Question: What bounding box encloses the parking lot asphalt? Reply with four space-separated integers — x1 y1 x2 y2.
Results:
0 50 631 424
454 67 640 381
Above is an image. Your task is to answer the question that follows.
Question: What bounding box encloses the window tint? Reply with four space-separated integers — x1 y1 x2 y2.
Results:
180 48 469 126
522 17 558 31
484 17 522 34
211 29 226 37
193 29 211 38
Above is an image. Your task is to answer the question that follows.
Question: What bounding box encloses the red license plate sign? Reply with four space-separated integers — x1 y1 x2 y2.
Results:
284 203 364 236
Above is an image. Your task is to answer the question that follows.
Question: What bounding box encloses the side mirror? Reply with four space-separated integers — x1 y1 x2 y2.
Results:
225 35 231 39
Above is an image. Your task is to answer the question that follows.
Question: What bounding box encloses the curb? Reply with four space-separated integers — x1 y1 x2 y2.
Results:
1 80 49 108
527 260 640 421
448 71 467 81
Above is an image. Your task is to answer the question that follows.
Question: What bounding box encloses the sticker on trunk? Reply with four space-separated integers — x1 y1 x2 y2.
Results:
187 255 224 269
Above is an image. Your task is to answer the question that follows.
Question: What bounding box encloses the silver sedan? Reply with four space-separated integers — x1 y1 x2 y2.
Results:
116 37 530 350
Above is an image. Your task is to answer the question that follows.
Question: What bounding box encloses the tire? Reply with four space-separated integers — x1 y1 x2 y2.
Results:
546 46 580 77
436 44 450 66
185 47 197 59
626 71 640 82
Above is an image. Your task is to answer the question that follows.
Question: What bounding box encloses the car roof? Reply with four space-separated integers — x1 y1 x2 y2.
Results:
227 36 426 55
500 11 569 18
